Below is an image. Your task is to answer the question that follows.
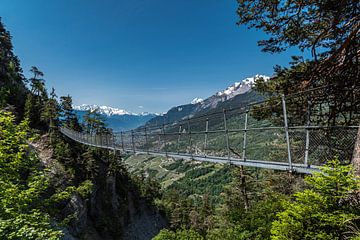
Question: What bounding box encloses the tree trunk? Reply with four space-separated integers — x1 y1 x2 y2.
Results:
352 127 360 176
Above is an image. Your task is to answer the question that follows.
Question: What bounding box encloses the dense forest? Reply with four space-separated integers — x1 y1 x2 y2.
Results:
151 0 360 239
0 17 167 239
1 0 360 239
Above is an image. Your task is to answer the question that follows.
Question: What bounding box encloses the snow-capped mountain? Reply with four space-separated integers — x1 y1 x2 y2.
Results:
73 104 158 131
191 98 204 104
216 74 270 99
146 74 270 126
73 104 131 116
198 74 270 109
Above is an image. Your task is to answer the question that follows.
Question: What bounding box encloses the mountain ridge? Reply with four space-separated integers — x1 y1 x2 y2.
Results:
144 74 269 126
73 104 159 117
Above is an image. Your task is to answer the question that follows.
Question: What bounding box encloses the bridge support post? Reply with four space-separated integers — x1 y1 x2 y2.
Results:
131 130 135 154
204 118 209 157
177 125 182 154
242 108 249 161
162 124 167 157
187 117 193 158
145 126 149 155
352 126 360 176
304 100 311 166
223 109 230 163
158 127 162 152
120 131 125 152
112 132 116 150
282 95 293 171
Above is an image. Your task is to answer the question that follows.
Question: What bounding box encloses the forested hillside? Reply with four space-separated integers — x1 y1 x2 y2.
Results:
148 0 360 239
0 19 167 239
1 0 359 239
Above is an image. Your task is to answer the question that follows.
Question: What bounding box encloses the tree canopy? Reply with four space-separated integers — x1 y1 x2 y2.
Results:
237 0 359 125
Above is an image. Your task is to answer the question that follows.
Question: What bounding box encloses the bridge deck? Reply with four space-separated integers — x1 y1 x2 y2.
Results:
60 88 359 175
60 127 320 174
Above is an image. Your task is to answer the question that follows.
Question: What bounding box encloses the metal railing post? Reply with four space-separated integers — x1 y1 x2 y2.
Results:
187 117 193 157
282 95 293 171
177 125 182 154
242 108 249 161
158 127 162 152
131 130 135 154
162 124 167 156
304 100 311 166
223 109 230 162
144 126 149 154
120 131 125 151
204 118 209 157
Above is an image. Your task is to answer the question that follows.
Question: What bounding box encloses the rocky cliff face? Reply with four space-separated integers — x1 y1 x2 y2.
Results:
32 134 168 240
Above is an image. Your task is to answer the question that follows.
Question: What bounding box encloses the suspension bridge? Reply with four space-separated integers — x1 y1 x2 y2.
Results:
60 88 359 174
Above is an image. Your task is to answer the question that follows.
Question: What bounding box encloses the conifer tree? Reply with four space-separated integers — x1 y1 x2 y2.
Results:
24 66 48 128
237 0 359 125
42 87 60 135
60 95 81 131
0 18 27 115
83 108 107 134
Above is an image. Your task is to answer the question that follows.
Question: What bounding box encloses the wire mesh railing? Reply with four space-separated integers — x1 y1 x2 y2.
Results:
60 87 360 174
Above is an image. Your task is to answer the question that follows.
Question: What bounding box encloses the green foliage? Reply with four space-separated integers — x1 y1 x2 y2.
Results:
153 228 204 240
76 180 93 198
0 111 32 179
0 210 62 240
206 226 251 240
60 95 82 131
154 159 360 240
237 1 359 126
236 1 359 62
48 180 93 204
132 173 162 203
0 111 63 239
83 108 108 134
24 66 52 129
41 88 60 133
163 160 192 173
0 19 27 114
271 159 360 240
167 165 232 205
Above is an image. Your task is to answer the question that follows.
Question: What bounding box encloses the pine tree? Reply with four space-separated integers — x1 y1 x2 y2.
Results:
42 87 60 136
60 95 81 131
83 108 107 134
237 1 359 126
24 66 49 128
0 18 27 115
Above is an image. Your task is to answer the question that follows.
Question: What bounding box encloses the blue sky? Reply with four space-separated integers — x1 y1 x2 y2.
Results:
1 0 304 113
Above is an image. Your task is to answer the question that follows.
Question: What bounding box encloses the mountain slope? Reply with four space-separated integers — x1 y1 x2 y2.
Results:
74 105 158 131
146 74 269 126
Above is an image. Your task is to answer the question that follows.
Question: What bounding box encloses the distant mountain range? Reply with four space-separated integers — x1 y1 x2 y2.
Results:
73 105 158 131
145 74 269 126
74 74 269 131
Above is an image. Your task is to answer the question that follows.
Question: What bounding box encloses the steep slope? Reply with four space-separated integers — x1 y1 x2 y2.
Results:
124 154 232 205
31 134 168 240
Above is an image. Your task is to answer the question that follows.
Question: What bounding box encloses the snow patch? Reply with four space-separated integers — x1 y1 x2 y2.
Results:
191 98 204 104
73 104 157 117
216 74 270 98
